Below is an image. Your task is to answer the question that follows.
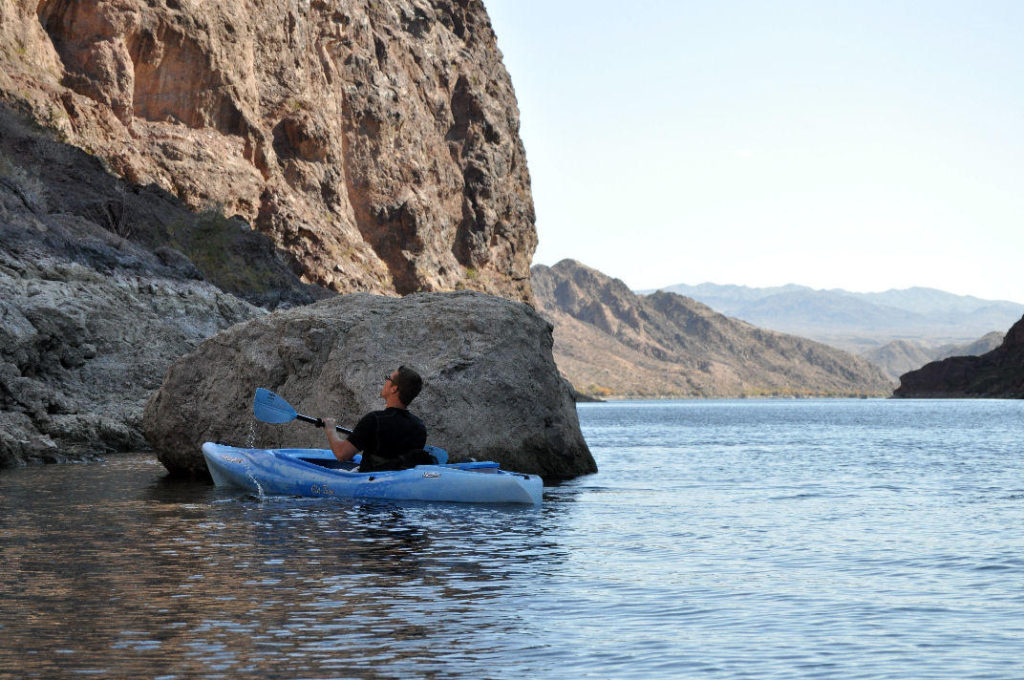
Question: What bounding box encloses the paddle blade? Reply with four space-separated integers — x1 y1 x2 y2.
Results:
253 388 298 424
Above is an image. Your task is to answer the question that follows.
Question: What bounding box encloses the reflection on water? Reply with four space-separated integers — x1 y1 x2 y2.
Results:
0 455 558 679
4 400 1024 679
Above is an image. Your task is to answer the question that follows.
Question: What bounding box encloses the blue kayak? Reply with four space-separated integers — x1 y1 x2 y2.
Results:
201 442 543 505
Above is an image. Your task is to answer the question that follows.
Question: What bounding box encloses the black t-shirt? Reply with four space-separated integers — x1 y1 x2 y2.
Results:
347 407 427 472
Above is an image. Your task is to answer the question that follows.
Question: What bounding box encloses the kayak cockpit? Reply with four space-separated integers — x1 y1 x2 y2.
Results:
297 456 358 471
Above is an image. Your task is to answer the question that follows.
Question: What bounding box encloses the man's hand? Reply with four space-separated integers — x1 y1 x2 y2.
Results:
323 417 357 461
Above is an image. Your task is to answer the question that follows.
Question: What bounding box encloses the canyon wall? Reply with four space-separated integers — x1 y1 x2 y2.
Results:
0 0 535 302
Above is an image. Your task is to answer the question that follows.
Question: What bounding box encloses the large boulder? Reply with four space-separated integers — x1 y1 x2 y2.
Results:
143 291 596 481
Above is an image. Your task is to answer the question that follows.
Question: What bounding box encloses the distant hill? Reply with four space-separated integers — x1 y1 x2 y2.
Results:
648 283 1024 353
863 332 1005 381
532 260 894 399
894 318 1024 398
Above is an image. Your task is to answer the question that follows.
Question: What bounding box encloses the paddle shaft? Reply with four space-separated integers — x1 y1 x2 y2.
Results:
295 413 353 435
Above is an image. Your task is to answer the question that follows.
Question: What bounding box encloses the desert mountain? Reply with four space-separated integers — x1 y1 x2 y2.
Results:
0 0 535 301
533 260 894 399
864 332 1004 381
654 283 1024 353
894 316 1024 398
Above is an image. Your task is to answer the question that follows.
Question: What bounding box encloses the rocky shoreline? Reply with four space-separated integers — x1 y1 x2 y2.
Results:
0 103 319 468
0 103 597 478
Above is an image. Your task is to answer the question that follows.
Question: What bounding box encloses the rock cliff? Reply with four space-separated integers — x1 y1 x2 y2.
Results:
0 102 319 468
533 260 895 398
893 316 1024 398
144 292 595 480
1 0 535 302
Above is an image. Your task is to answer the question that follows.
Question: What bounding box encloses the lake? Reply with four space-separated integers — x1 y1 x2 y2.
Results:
2 399 1023 679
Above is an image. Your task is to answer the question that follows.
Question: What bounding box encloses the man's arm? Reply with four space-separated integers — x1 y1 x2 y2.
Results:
323 417 358 462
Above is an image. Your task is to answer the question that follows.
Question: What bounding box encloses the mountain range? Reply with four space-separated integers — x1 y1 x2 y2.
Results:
649 282 1024 354
533 260 893 399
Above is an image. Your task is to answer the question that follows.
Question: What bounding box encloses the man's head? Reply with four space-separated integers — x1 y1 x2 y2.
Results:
382 365 423 407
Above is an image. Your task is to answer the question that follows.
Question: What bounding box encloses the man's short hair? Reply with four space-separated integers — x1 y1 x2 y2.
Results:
394 365 423 406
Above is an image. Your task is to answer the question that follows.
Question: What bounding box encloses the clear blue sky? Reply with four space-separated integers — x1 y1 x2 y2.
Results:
484 1 1024 303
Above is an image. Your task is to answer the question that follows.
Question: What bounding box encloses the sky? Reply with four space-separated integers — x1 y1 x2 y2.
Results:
483 1 1024 303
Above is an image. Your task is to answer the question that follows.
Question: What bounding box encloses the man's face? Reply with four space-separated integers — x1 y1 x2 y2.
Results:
380 370 399 400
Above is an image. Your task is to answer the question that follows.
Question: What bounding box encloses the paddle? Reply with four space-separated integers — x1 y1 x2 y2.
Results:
253 387 353 434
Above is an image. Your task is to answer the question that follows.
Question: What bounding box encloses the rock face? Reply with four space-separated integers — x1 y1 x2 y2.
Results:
533 260 895 398
0 105 312 468
1 0 536 302
143 291 595 480
893 316 1024 398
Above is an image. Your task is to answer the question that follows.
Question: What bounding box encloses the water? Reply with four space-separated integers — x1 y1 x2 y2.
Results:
2 399 1024 679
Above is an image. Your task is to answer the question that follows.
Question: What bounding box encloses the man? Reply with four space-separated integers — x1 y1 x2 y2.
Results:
323 365 428 472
